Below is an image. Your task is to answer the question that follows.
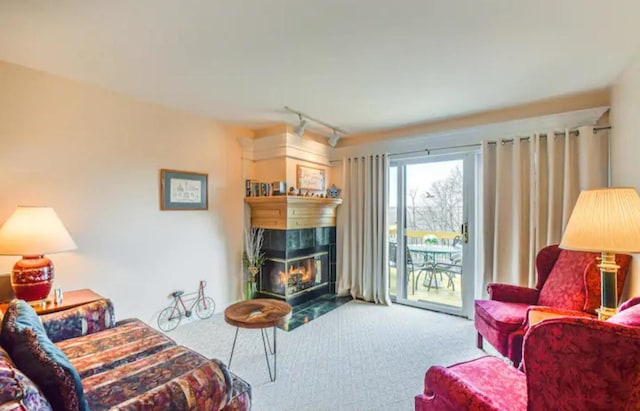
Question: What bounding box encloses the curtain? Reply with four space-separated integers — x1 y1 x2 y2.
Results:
337 154 390 305
482 126 609 288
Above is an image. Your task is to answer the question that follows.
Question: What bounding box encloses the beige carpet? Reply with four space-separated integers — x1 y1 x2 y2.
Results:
169 300 486 411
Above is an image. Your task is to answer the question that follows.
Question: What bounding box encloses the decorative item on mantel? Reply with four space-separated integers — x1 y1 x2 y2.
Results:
297 165 326 192
242 227 265 300
326 184 342 198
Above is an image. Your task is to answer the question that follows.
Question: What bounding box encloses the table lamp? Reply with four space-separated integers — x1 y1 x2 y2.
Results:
0 206 77 302
560 188 640 320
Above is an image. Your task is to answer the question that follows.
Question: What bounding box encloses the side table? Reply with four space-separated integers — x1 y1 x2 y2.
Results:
0 289 104 315
224 298 292 382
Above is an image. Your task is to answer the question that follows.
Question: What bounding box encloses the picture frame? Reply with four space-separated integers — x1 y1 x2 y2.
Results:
296 165 326 191
160 169 208 210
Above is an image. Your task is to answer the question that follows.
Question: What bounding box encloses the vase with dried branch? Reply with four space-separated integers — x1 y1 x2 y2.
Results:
242 227 265 300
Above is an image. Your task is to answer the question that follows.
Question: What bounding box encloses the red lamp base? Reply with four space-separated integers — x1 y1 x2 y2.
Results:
11 255 54 302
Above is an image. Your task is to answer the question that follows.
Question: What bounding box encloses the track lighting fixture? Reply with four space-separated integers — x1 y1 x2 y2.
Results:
328 130 340 147
296 115 307 138
284 106 346 147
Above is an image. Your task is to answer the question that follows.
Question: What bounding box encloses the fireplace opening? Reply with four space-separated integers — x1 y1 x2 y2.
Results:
261 252 329 299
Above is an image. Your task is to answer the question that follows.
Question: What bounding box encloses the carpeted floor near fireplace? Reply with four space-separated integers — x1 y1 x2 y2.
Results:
170 300 486 411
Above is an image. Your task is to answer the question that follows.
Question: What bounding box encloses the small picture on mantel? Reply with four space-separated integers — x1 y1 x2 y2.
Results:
297 165 326 192
160 169 208 210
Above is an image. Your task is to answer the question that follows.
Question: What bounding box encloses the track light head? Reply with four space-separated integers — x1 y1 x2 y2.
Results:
285 107 346 145
328 130 341 147
296 116 307 138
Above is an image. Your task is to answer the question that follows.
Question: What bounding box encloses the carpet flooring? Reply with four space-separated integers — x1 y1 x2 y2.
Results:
170 300 487 411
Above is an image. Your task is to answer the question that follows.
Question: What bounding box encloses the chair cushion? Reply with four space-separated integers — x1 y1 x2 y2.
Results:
537 250 599 311
0 300 88 411
475 300 529 333
608 300 640 327
619 296 640 312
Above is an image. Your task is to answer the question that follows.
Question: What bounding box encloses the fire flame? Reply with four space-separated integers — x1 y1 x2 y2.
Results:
277 264 313 286
277 270 287 286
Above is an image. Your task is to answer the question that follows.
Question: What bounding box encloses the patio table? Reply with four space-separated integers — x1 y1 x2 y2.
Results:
406 245 461 291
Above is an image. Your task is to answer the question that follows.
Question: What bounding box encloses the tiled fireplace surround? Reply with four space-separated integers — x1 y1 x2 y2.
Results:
257 227 337 306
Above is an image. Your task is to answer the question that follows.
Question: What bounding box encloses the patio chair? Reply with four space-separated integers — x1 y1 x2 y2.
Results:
389 242 425 294
428 254 462 291
407 248 430 294
414 261 437 291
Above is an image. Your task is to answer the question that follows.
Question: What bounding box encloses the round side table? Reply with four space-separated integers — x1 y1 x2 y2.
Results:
224 298 292 381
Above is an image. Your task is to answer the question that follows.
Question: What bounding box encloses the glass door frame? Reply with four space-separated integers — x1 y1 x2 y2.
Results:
390 151 477 318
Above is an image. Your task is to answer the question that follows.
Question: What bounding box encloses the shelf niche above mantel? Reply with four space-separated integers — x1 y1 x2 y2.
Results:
244 196 343 230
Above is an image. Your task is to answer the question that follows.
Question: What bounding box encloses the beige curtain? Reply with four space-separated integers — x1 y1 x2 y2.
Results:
482 126 608 289
337 154 390 305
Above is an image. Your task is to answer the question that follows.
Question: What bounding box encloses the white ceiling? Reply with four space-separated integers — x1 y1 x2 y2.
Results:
1 1 639 135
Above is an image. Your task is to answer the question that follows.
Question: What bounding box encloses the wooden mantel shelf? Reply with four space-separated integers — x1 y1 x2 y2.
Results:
245 196 343 229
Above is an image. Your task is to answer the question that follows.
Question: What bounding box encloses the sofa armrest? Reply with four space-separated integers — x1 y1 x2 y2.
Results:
524 318 640 410
41 298 115 343
487 283 539 304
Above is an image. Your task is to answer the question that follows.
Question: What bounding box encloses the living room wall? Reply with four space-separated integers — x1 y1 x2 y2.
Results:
611 48 640 298
0 61 246 322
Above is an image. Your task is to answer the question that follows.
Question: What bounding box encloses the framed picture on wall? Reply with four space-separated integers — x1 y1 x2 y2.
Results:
297 165 326 191
160 169 208 210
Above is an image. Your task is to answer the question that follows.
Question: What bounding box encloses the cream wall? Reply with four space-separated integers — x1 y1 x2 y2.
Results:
0 61 245 322
253 158 286 185
611 49 640 298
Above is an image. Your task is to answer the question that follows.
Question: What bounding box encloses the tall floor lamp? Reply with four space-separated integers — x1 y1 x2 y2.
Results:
560 188 640 320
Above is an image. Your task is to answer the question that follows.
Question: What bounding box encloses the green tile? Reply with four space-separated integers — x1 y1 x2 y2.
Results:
278 294 352 331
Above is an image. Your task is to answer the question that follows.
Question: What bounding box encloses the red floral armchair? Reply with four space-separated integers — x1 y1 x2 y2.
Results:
474 244 630 366
416 296 640 411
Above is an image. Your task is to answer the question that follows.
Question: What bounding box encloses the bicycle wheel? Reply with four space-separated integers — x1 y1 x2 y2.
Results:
195 297 216 319
158 306 181 332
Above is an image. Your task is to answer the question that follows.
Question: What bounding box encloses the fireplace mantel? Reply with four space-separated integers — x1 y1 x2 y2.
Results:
245 196 342 230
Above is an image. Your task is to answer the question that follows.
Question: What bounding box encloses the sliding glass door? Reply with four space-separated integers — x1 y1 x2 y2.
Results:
389 153 475 317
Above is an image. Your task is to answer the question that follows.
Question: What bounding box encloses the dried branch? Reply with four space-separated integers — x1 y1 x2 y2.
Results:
242 227 265 278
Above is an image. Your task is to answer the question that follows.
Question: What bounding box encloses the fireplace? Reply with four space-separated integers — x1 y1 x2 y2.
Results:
256 227 336 305
261 252 329 299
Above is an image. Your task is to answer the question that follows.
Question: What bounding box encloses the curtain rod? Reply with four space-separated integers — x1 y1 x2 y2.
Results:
391 125 611 157
328 125 611 162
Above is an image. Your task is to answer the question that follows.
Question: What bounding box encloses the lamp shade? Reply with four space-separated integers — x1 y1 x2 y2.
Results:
560 188 640 253
0 206 77 256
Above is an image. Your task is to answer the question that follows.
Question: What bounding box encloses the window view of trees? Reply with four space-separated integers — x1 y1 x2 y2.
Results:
406 165 463 232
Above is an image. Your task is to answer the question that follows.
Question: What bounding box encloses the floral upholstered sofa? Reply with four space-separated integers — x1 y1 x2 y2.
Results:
0 298 251 410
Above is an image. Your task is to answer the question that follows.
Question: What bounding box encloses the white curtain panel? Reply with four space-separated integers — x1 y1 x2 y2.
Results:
482 126 609 289
337 154 390 305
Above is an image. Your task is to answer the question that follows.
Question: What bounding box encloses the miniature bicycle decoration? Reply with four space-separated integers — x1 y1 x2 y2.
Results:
157 280 216 332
